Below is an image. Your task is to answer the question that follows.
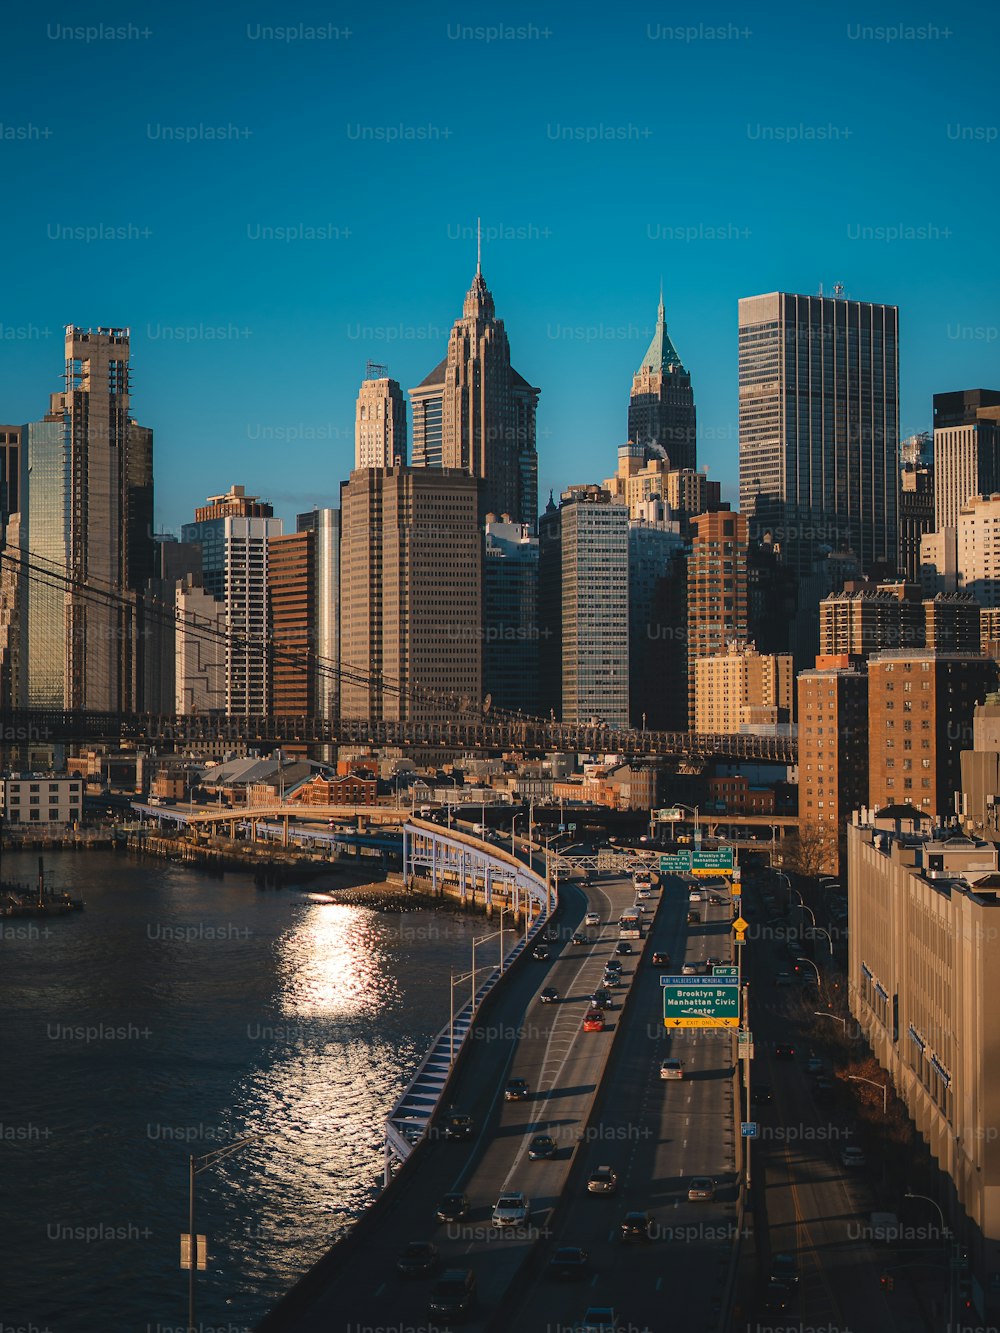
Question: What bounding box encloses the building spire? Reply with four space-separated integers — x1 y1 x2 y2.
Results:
477 217 482 274
659 276 664 323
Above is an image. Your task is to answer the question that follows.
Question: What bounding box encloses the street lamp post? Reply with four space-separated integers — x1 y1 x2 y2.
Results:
471 929 501 1013
905 1191 954 1328
795 956 821 989
814 1011 847 1032
848 1074 888 1116
184 1132 265 1333
449 967 476 1066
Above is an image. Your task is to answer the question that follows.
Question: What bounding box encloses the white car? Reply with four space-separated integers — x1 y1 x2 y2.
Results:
689 890 701 903
660 1059 684 1080
635 888 651 900
584 911 600 927
492 1191 531 1227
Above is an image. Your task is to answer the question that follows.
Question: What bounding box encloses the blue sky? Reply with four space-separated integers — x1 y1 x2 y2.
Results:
0 2 997 532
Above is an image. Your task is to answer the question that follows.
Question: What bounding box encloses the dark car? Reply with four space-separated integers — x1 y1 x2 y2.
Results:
547 1245 590 1280
397 1240 440 1278
528 1134 556 1160
505 1077 529 1101
533 944 550 962
774 1044 795 1061
770 1254 799 1289
762 1280 792 1314
571 933 589 947
687 909 701 924
540 986 559 1003
589 989 612 1010
620 1210 655 1242
435 1192 469 1224
616 940 633 955
605 959 623 974
651 951 670 966
441 1111 474 1139
429 1268 476 1320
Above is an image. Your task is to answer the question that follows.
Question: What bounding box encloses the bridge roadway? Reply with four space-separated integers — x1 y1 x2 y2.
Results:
0 707 797 763
257 872 740 1333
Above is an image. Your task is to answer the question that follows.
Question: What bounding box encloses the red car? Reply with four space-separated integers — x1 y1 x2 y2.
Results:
583 1010 605 1032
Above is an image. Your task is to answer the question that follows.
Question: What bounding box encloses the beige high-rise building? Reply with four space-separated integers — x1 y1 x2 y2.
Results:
410 257 539 527
932 390 1000 531
687 510 748 726
355 364 407 469
693 641 793 734
339 466 481 722
175 578 226 714
603 443 719 531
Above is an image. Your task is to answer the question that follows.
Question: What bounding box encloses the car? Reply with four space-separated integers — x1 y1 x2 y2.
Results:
660 1058 684 1080
584 911 601 927
396 1240 440 1277
840 1144 866 1168
571 933 589 946
589 988 612 1009
545 924 560 941
547 1245 590 1279
604 958 623 973
762 1280 792 1314
602 971 621 988
774 1044 795 1060
492 1191 530 1227
586 1165 618 1194
435 1192 469 1223
578 1308 618 1333
583 1010 605 1032
615 940 633 955
770 1254 799 1289
441 1111 474 1139
528 1134 556 1160
751 1083 772 1106
687 1177 717 1202
635 888 651 900
651 950 670 966
689 890 701 902
620 1210 654 1242
706 955 721 967
505 1077 529 1101
776 972 793 987
681 962 701 975
540 986 559 1004
687 909 701 924
806 1056 825 1075
532 944 550 961
429 1268 476 1319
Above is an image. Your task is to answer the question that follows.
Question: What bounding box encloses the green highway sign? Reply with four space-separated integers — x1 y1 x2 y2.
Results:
712 966 739 977
656 808 683 821
691 848 734 871
660 852 692 873
661 975 740 1029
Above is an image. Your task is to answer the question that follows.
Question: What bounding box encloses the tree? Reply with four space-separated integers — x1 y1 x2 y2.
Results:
786 822 839 878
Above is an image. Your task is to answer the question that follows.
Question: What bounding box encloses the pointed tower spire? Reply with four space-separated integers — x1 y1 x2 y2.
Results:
658 277 665 323
477 217 482 274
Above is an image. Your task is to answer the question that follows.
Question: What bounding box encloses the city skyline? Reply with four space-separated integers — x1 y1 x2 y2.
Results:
1 8 998 532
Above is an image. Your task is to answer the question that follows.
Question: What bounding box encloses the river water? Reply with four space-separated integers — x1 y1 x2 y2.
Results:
0 849 483 1333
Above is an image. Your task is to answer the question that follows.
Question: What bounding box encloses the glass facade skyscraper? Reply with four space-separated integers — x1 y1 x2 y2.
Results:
738 292 899 576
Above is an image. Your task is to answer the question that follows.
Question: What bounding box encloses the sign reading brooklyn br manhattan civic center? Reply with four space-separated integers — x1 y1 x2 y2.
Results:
661 975 740 1029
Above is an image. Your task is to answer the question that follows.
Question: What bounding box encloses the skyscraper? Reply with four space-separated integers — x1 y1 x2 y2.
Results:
24 327 153 711
687 510 748 726
295 508 340 724
355 364 407 469
339 466 481 723
181 487 282 715
738 291 899 575
627 293 696 470
410 253 539 527
931 389 1000 531
483 517 539 716
539 486 629 727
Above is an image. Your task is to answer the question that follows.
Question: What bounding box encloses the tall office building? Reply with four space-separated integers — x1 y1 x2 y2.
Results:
410 256 539 527
798 659 869 877
483 517 539 716
140 536 205 714
181 488 282 715
0 425 22 519
268 529 315 717
24 327 154 712
687 510 748 727
296 508 340 722
339 466 481 723
738 291 899 575
539 486 629 727
355 364 407 469
932 390 1000 531
627 293 696 470
867 650 998 817
628 514 685 729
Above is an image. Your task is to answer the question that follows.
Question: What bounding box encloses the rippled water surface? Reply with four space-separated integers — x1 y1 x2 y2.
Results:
0 850 481 1332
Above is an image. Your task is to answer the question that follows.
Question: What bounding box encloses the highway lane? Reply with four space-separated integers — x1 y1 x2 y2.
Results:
743 868 919 1333
503 873 743 1333
264 873 642 1332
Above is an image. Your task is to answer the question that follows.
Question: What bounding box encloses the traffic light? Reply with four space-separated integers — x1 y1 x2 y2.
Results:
879 1274 894 1291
